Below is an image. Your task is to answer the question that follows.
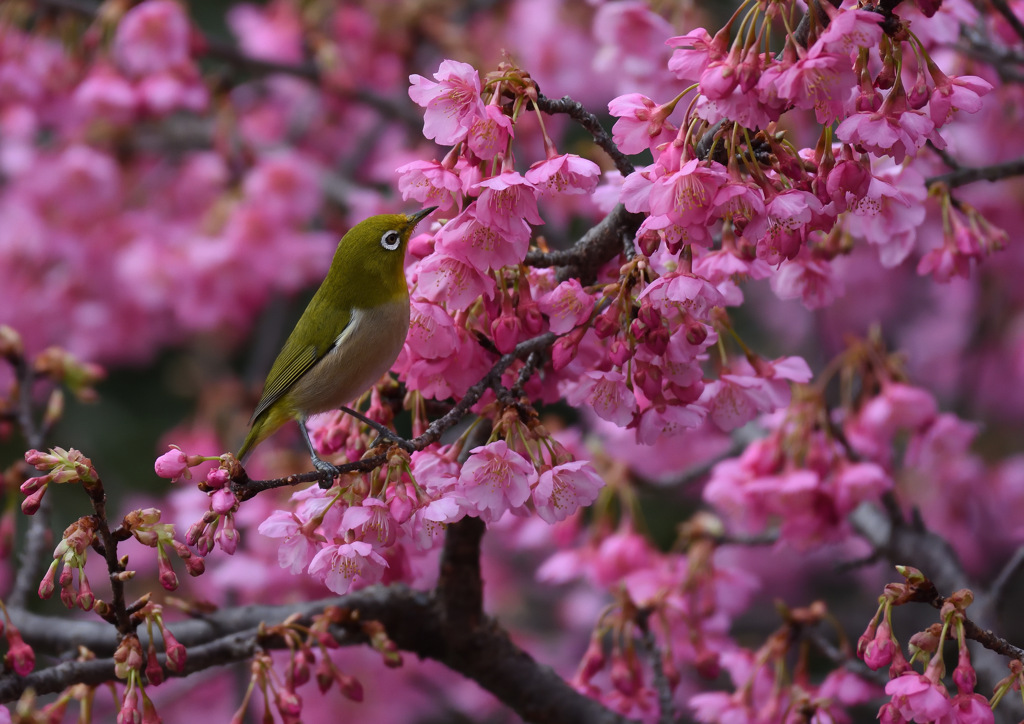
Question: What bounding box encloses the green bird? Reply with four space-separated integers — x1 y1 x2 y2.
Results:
237 207 436 474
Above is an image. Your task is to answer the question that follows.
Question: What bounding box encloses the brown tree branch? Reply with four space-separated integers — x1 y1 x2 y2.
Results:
5 583 635 723
524 204 644 284
926 157 1024 189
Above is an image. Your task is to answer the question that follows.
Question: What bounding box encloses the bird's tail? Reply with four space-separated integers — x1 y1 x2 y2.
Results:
236 408 289 463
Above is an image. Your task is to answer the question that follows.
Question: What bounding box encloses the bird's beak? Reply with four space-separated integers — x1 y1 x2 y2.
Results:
406 206 437 228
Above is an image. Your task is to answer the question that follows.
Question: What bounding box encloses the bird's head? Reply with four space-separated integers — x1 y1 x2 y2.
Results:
329 207 436 300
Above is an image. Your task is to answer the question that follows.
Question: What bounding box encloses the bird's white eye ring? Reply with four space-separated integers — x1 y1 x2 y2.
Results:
381 230 401 251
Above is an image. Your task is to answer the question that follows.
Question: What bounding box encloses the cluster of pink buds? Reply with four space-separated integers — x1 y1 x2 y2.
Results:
138 603 187 686
113 634 160 724
38 516 98 610
185 474 240 556
124 508 205 590
21 447 98 514
861 567 994 724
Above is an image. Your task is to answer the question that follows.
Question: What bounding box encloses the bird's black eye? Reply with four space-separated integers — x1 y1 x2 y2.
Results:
380 230 401 251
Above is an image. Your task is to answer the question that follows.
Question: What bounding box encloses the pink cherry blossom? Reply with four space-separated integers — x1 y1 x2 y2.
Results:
607 94 677 155
770 251 845 309
307 541 388 594
665 28 718 82
537 279 594 335
466 105 515 160
927 73 992 127
406 299 460 360
458 440 538 521
396 160 462 214
408 60 485 146
227 2 304 64
844 164 927 268
776 51 857 124
648 159 727 228
72 65 137 125
635 402 707 444
113 0 191 78
525 154 601 196
833 461 893 514
433 207 530 271
258 510 318 574
472 172 543 235
564 370 637 427
836 99 936 165
241 152 321 224
414 250 497 310
532 461 604 523
637 271 725 320
341 498 398 548
812 8 884 55
885 672 953 723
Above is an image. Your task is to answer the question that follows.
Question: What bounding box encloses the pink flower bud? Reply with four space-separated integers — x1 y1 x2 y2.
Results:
205 467 230 489
154 447 190 481
608 338 633 366
185 521 204 546
337 673 364 702
24 449 59 469
610 654 641 696
953 649 977 695
289 651 311 688
38 562 57 599
211 488 236 515
145 647 164 686
637 228 661 256
163 632 186 673
633 365 662 400
695 649 720 679
77 575 95 611
575 636 605 685
4 628 34 676
551 328 585 371
593 306 620 339
275 690 302 717
20 475 48 494
862 621 895 670
158 557 179 591
185 555 205 577
491 311 521 354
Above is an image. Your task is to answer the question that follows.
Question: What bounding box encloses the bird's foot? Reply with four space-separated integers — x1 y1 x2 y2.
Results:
311 456 342 488
340 406 415 453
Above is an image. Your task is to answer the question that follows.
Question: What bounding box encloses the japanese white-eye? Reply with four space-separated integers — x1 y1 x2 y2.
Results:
237 207 436 474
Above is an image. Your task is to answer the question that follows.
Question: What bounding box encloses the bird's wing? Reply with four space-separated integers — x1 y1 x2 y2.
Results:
249 305 352 424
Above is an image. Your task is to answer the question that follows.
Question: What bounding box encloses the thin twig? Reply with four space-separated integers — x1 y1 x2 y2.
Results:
991 0 1024 46
988 546 1024 610
926 157 1024 189
9 354 51 610
636 612 674 724
535 94 635 178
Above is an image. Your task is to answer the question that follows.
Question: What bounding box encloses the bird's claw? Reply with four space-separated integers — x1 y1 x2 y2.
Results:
311 457 342 488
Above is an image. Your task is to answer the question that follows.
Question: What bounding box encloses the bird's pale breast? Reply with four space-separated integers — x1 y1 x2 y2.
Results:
284 296 410 416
